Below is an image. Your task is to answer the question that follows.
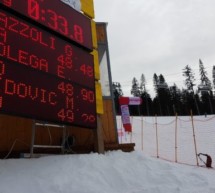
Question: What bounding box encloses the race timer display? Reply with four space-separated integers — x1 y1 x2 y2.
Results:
0 0 93 50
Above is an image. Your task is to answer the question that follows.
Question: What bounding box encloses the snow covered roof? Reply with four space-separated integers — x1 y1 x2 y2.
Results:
60 0 81 11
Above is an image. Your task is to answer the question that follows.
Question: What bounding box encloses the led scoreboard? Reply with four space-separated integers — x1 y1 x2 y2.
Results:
0 0 93 50
0 2 97 128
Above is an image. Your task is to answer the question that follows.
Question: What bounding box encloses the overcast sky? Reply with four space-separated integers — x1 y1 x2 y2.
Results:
94 0 215 97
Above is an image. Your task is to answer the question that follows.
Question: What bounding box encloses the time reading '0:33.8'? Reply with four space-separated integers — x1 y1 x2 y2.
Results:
0 0 93 50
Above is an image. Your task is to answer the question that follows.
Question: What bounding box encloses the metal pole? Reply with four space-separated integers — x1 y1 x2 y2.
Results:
141 116 144 151
61 125 66 154
155 114 159 158
175 113 178 163
30 120 36 158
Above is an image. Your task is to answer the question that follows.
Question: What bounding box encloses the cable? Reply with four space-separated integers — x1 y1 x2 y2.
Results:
3 139 29 159
47 126 52 145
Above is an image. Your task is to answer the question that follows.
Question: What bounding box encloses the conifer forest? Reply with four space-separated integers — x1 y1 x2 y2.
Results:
113 60 215 116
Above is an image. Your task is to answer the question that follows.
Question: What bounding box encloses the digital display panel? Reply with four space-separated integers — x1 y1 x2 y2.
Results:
0 59 96 128
0 10 95 89
0 0 93 50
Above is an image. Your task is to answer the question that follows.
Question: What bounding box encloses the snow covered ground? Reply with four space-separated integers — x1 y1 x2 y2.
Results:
1 151 215 193
1 116 215 193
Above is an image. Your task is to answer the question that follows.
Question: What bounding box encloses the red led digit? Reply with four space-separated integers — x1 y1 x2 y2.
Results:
58 82 65 93
81 113 87 122
81 89 87 101
74 25 83 43
47 9 58 30
58 15 68 36
88 115 96 122
86 66 93 77
65 83 73 97
66 110 74 122
80 64 86 75
57 55 65 66
88 91 95 102
58 108 65 121
28 0 40 20
65 56 72 69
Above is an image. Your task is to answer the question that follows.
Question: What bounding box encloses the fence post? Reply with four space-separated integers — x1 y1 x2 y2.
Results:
175 113 178 163
120 118 123 144
190 110 199 166
155 114 159 158
130 116 133 143
141 116 143 151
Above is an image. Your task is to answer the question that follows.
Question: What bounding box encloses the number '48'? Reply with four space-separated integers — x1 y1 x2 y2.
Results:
58 82 73 97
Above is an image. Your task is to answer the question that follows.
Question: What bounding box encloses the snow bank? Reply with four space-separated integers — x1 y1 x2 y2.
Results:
0 151 215 193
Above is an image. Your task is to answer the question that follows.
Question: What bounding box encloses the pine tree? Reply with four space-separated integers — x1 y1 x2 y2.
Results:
157 74 168 89
198 59 213 114
140 74 146 94
158 74 170 115
182 64 200 115
153 73 159 94
131 77 140 97
139 74 151 115
182 65 195 92
112 82 123 114
112 82 123 97
169 84 182 115
199 59 211 90
152 74 170 115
